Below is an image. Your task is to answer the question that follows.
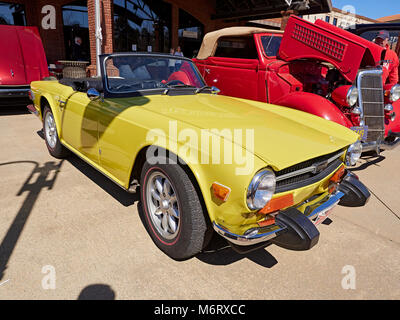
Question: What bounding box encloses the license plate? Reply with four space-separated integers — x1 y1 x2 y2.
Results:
350 126 368 141
313 207 335 226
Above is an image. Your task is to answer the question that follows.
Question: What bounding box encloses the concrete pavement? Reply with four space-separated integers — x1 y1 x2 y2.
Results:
0 107 399 300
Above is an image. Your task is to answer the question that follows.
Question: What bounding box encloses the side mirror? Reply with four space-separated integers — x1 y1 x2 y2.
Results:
211 86 220 95
87 88 100 100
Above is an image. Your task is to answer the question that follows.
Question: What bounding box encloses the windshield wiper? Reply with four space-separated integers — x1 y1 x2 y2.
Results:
195 86 213 94
196 86 221 94
167 84 197 89
162 84 198 95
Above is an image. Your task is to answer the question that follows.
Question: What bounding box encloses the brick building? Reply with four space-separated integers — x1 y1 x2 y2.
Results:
0 0 332 75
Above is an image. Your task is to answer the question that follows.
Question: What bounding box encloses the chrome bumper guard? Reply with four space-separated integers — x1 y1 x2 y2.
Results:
361 131 400 152
213 191 345 247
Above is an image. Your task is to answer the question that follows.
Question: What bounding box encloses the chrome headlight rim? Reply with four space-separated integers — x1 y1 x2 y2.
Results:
345 141 362 166
390 84 400 102
246 169 276 211
346 86 359 107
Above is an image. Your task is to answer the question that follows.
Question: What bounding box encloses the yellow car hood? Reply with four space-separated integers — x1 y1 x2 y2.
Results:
125 94 358 171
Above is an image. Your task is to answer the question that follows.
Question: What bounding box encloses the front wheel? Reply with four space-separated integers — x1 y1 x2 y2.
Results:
43 106 70 159
140 159 212 260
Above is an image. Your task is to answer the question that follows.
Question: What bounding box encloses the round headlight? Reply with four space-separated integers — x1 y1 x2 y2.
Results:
384 104 394 112
347 86 359 107
346 141 362 166
390 84 400 102
246 170 276 210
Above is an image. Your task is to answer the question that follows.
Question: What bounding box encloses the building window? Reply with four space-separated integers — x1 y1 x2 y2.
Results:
325 16 330 23
333 18 338 26
62 0 90 61
0 2 26 26
113 0 171 53
178 9 204 58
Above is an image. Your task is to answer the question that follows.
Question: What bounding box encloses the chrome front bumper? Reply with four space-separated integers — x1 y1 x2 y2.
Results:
362 131 400 153
213 191 345 247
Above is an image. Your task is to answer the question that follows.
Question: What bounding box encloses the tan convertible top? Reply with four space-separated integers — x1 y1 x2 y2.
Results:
196 27 284 60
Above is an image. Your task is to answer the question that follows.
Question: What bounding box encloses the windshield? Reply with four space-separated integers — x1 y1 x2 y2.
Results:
261 35 282 57
104 54 205 94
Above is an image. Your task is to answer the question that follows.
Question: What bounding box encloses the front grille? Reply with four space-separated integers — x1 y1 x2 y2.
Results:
275 150 343 193
358 70 385 142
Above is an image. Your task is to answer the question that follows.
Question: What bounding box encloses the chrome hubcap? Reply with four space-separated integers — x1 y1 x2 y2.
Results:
45 112 57 149
146 171 180 240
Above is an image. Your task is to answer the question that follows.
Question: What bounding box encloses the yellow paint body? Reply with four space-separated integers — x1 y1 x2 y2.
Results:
30 80 359 235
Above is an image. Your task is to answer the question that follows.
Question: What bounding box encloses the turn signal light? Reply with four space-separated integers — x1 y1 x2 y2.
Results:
258 216 276 227
259 193 294 215
211 182 231 202
330 165 346 183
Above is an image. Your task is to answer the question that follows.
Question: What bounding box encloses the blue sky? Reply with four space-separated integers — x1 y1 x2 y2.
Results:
332 0 400 19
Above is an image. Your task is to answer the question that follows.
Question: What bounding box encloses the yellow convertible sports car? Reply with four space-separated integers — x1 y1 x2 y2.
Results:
28 53 370 260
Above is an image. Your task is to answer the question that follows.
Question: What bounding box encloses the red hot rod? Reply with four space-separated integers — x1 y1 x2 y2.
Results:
193 16 400 154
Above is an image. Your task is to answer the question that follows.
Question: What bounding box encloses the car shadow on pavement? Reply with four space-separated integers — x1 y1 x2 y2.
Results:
136 195 279 268
0 160 64 281
196 233 278 268
351 153 386 172
67 154 139 207
77 284 116 300
36 129 138 207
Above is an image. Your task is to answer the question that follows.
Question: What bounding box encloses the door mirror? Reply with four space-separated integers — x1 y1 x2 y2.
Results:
87 88 100 100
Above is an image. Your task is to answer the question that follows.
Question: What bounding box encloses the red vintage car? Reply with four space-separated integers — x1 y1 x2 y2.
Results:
0 25 49 107
193 16 400 154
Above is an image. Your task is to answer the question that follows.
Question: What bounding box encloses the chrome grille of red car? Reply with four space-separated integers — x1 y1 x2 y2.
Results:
357 69 385 143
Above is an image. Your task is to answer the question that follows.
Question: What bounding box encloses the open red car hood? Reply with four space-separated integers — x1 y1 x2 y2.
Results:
0 25 48 86
278 16 385 82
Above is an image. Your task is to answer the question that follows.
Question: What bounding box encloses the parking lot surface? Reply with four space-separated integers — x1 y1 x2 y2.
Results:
0 107 399 300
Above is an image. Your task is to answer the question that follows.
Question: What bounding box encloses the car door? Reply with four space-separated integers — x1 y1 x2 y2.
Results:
60 91 100 164
203 35 260 101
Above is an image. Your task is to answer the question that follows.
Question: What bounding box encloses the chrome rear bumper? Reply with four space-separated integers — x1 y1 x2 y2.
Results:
0 87 30 98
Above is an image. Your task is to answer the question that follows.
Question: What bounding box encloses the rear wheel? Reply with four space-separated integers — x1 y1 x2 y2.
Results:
140 159 212 260
43 106 70 159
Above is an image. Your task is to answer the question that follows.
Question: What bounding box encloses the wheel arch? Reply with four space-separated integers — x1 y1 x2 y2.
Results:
39 94 63 139
129 145 215 223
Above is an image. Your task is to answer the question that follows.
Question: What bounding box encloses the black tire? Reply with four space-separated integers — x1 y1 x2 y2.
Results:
140 158 212 260
42 105 70 159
